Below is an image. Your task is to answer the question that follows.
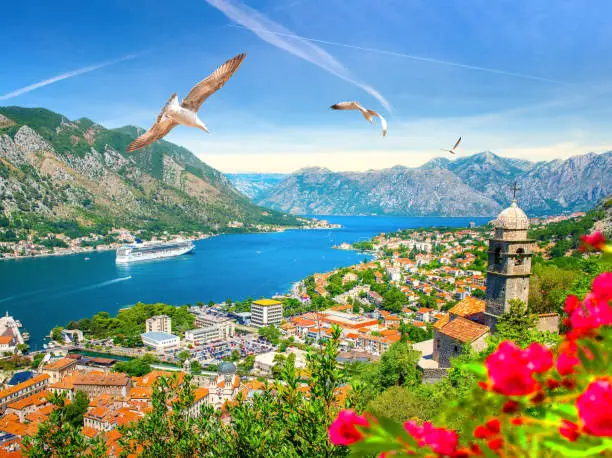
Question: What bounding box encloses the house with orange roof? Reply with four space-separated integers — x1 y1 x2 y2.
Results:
73 371 131 398
42 357 77 383
5 390 50 422
447 296 486 324
0 374 49 413
0 335 16 353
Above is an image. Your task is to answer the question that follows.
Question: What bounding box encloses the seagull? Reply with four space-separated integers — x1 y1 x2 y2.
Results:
330 101 387 136
127 53 246 152
440 137 462 155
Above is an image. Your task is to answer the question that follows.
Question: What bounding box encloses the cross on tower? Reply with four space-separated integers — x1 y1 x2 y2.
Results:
511 182 520 199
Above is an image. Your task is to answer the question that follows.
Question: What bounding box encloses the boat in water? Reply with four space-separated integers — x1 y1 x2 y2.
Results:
116 240 195 264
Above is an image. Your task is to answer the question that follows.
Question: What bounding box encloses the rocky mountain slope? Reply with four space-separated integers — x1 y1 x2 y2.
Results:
255 152 612 217
0 107 297 232
226 173 287 199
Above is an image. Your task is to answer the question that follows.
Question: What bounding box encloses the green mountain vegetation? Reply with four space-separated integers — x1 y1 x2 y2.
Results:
0 106 301 237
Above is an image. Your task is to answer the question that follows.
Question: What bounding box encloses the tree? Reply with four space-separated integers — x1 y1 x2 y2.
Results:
51 327 64 343
471 289 486 299
16 343 29 353
230 349 241 361
190 360 202 375
258 325 281 344
64 391 89 428
375 342 421 389
178 350 191 364
23 392 107 457
113 355 155 377
31 353 45 368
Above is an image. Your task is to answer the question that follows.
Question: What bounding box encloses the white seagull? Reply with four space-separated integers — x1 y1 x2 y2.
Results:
330 101 387 136
440 137 462 155
127 53 246 152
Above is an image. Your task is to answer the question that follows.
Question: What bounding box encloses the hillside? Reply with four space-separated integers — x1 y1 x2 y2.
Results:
0 107 299 234
255 152 612 216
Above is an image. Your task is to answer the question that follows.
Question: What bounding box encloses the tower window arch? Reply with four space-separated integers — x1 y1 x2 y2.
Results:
515 248 525 266
494 247 502 266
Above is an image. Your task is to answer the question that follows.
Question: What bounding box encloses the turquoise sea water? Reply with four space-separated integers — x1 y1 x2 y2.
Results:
0 216 490 348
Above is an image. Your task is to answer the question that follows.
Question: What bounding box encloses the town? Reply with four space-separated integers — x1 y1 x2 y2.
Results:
0 200 587 455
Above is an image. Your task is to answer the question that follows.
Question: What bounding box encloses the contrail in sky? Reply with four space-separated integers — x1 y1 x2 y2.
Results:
205 0 391 111
0 52 143 101
230 25 567 85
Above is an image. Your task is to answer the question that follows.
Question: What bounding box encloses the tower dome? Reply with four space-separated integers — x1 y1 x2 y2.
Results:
496 199 529 230
218 361 237 375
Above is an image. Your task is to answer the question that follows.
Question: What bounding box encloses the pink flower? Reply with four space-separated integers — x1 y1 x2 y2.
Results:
404 421 459 456
525 342 553 373
559 420 580 442
569 293 612 331
485 341 551 396
556 341 580 376
577 379 612 437
592 272 612 302
580 232 606 252
328 410 369 445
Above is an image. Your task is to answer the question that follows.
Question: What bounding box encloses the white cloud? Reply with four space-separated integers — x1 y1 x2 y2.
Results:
204 0 391 111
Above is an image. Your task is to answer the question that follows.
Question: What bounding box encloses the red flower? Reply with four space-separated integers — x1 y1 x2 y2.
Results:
485 419 501 434
485 341 551 396
511 417 523 426
580 231 606 251
487 438 504 450
559 420 580 442
328 410 369 445
502 400 519 414
556 341 580 376
577 379 612 437
473 426 492 439
592 272 612 302
564 295 581 314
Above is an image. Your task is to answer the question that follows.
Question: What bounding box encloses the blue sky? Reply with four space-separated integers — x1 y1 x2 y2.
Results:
2 0 612 172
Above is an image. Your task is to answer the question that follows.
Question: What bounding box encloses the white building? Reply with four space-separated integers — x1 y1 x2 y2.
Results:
184 327 221 345
251 299 283 327
194 313 235 339
146 315 172 333
140 331 179 350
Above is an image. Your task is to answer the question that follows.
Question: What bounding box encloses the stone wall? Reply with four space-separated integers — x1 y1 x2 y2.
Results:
419 367 449 384
537 314 560 333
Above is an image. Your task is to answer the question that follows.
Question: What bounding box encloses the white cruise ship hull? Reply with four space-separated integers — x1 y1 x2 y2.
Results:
116 241 195 264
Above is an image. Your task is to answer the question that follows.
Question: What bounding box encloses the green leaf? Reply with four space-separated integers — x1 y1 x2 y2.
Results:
543 438 612 457
459 362 488 378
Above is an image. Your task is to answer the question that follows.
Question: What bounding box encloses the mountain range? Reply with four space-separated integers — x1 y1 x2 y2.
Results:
226 173 287 200
248 151 612 216
0 106 298 233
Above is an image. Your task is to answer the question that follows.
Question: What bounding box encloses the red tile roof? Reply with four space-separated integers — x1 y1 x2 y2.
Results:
439 317 489 343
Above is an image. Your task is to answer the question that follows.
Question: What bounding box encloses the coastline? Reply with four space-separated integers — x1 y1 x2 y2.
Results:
0 224 342 262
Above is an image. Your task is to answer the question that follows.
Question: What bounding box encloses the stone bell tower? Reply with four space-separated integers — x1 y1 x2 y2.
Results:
484 185 534 330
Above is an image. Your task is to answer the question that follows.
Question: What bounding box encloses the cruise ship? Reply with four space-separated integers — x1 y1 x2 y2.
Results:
116 240 195 264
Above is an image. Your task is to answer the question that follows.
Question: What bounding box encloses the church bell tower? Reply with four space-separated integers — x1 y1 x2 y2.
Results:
485 186 534 330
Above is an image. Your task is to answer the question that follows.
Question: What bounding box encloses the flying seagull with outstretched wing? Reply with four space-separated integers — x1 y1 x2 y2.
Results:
440 136 462 154
127 53 246 152
330 101 387 136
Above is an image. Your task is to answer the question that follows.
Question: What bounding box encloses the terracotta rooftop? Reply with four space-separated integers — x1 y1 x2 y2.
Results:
448 297 486 318
433 315 450 330
439 317 489 343
44 357 76 371
7 390 50 410
0 336 14 345
74 371 130 387
0 374 49 400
